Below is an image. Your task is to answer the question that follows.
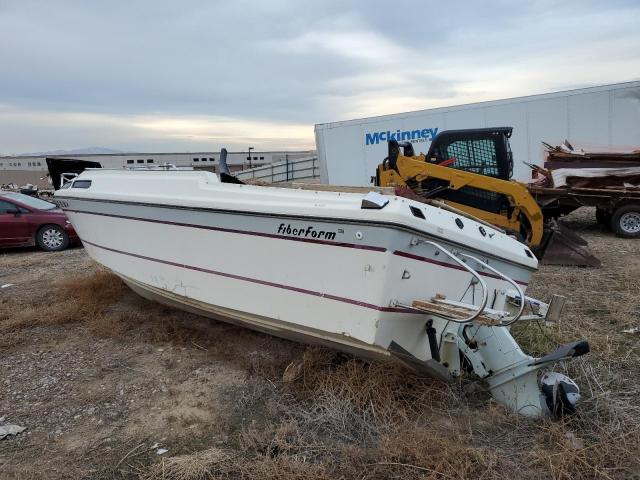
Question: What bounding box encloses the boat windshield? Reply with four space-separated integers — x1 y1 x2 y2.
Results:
0 192 57 210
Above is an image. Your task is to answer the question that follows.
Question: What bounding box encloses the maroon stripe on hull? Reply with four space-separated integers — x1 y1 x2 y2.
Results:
68 209 528 287
393 250 529 286
66 209 385 252
82 240 410 313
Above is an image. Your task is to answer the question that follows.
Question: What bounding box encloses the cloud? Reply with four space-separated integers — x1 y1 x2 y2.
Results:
0 106 315 154
0 0 638 153
263 14 409 65
131 115 314 149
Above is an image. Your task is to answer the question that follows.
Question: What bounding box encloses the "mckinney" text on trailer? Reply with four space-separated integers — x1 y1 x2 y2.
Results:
365 127 438 145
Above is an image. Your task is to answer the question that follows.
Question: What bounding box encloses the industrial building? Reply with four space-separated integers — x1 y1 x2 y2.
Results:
0 150 315 189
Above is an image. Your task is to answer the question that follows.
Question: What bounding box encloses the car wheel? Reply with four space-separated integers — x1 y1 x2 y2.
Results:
37 224 69 251
610 205 640 239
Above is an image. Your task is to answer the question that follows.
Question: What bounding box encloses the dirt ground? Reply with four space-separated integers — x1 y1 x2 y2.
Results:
1 208 639 479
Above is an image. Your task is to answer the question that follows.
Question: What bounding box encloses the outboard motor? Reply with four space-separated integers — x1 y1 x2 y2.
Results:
218 147 231 176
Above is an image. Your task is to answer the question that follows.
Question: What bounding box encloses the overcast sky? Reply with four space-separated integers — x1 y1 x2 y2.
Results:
1 0 639 154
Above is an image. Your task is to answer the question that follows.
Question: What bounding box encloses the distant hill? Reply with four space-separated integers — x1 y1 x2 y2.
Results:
8 147 125 157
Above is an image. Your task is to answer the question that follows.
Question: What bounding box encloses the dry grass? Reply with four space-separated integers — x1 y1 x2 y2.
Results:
284 349 461 435
376 423 505 478
7 271 638 478
147 347 639 480
144 306 640 480
0 269 127 334
0 267 221 348
142 448 233 480
143 447 334 480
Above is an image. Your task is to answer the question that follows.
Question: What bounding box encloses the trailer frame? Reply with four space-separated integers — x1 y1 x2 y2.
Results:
529 185 640 238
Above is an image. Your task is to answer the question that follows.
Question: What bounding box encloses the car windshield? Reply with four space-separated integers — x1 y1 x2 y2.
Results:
0 192 57 210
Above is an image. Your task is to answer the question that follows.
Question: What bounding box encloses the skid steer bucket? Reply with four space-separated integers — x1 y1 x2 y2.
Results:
539 220 601 267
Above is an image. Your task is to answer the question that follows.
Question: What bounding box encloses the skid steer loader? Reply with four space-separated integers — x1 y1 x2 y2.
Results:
374 127 600 267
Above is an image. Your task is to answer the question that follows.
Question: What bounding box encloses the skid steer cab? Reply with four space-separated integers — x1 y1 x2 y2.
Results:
374 127 600 267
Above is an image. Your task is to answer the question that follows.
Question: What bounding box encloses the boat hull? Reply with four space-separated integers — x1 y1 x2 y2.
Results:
65 195 531 371
55 170 591 417
121 273 400 362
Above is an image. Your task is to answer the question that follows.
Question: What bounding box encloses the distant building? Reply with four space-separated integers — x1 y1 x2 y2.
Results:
0 150 315 189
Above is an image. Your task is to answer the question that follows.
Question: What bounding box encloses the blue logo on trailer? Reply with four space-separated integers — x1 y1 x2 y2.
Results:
364 127 439 145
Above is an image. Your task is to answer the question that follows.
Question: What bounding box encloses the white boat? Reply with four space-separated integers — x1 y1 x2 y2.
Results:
53 167 588 417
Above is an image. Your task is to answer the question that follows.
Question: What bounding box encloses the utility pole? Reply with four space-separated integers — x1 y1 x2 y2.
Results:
248 147 254 169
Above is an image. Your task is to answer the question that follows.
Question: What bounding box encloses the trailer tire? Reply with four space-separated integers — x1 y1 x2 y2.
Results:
610 205 640 238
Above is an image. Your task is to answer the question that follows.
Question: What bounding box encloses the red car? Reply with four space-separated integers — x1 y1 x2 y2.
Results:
0 192 79 251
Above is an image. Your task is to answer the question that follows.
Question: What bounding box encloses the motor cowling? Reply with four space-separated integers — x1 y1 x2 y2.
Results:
540 372 581 416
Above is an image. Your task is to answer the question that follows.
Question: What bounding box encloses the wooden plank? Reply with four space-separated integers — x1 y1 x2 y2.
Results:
529 185 640 198
411 300 500 326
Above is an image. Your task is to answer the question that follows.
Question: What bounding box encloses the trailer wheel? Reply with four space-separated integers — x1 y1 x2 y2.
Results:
611 205 640 238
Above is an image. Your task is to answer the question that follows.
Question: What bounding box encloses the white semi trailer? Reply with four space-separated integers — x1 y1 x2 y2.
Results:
315 81 640 186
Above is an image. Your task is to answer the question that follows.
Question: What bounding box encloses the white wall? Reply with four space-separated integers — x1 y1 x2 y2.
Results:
0 150 315 172
316 81 640 185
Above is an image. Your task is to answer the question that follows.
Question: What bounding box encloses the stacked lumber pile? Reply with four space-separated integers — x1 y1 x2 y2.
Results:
538 141 640 188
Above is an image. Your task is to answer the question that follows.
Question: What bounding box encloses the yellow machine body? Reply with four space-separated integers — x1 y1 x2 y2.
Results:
377 154 545 247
